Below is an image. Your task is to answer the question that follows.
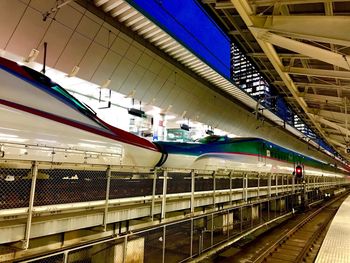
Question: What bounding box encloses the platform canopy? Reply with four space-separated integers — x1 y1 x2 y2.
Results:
201 0 350 160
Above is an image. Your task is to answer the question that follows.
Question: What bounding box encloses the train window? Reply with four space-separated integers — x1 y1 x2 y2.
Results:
198 135 227 144
21 65 95 116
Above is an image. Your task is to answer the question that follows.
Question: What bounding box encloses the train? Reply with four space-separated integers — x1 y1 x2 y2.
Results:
0 56 348 178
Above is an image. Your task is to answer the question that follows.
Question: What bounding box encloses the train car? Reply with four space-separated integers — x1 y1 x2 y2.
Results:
156 135 346 177
0 56 347 178
0 56 163 167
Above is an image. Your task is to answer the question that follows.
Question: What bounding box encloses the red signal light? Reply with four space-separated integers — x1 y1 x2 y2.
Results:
295 165 303 178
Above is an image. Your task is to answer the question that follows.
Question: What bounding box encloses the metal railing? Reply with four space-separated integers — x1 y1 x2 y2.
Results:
0 156 347 253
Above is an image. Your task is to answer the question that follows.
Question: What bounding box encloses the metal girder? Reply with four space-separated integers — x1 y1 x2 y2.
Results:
328 138 346 149
286 67 350 80
312 109 348 124
301 93 343 104
248 53 309 59
324 127 344 135
329 134 348 142
311 114 350 138
285 82 350 91
251 16 350 47
249 0 350 7
231 0 330 149
257 31 350 70
215 1 234 9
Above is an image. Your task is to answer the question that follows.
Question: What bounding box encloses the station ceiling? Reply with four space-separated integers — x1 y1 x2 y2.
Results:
200 0 350 158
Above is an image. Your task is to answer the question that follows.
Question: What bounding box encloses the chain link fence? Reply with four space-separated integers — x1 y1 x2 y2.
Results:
2 161 341 263
18 196 297 263
34 169 107 206
0 167 32 209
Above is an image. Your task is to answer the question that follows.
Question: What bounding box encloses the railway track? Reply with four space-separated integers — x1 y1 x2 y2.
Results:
252 193 349 263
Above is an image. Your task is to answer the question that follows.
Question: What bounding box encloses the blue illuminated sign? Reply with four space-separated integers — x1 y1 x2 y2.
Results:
125 0 231 78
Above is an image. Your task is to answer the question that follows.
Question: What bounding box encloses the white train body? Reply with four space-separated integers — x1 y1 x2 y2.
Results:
0 57 162 167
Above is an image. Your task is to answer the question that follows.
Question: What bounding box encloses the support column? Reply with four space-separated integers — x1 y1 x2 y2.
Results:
212 171 216 209
151 169 157 221
257 173 260 199
190 218 193 257
191 170 195 214
103 166 111 231
268 173 272 198
91 236 145 263
243 173 248 202
229 171 233 205
23 161 38 249
161 170 168 221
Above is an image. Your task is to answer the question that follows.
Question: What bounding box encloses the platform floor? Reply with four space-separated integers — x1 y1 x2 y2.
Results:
316 195 350 263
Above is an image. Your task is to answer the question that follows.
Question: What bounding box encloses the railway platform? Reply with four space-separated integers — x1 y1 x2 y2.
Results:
316 195 350 263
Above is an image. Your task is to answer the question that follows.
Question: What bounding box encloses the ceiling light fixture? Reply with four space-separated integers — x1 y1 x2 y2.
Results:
67 65 80 77
24 49 39 63
101 79 111 89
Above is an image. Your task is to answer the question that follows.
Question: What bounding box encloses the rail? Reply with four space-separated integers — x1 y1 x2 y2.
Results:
0 154 348 252
252 191 349 263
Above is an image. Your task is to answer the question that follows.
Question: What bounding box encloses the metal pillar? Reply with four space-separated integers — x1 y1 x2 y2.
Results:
212 171 216 209
211 214 214 246
151 169 157 220
162 225 166 263
251 205 253 228
240 207 243 232
191 170 195 214
23 161 38 249
190 218 193 257
63 251 68 263
227 210 230 239
257 173 260 199
161 170 168 220
243 173 248 202
103 166 111 231
122 235 128 263
268 173 272 197
229 171 233 205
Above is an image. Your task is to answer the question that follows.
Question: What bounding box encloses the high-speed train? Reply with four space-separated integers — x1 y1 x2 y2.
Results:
0 56 347 177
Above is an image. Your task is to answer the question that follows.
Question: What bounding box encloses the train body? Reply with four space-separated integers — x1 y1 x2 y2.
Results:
0 57 348 178
156 136 344 177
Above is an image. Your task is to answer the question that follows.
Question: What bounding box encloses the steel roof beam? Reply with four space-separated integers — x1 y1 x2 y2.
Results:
231 0 330 149
328 138 346 149
310 109 349 124
248 0 350 7
248 53 309 59
301 93 343 104
257 31 350 70
283 82 350 91
286 67 350 80
215 1 234 9
311 114 350 137
251 16 350 47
